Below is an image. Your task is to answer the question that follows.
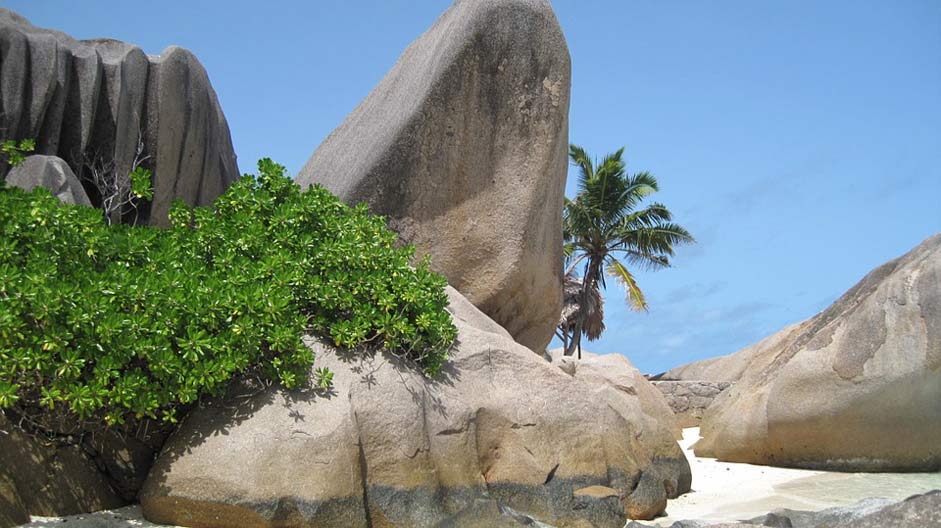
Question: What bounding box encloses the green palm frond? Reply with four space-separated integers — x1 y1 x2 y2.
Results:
569 144 594 182
606 258 648 312
621 202 673 228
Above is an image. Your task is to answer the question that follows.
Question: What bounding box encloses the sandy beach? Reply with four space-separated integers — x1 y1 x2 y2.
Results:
648 427 941 526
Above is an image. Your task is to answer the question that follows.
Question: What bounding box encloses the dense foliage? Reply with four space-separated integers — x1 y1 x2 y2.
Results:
0 158 456 429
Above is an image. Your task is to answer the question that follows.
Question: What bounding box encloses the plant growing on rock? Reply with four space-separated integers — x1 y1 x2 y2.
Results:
559 145 694 357
0 158 456 438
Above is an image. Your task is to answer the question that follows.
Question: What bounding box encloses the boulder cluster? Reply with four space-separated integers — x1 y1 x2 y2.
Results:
0 1 692 527
141 289 690 527
2 0 938 526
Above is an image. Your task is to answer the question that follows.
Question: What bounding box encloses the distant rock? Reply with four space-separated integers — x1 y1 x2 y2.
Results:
656 322 806 384
651 381 732 428
295 0 570 353
5 154 91 205
547 348 683 439
0 8 239 225
141 287 690 527
695 235 941 471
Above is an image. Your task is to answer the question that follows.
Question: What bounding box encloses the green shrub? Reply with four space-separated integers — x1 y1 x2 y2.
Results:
1 138 35 168
0 158 456 429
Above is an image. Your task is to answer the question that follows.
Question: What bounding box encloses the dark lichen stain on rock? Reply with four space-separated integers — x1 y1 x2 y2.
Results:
916 262 941 370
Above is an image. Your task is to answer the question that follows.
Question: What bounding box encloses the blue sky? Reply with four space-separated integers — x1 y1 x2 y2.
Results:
9 1 940 373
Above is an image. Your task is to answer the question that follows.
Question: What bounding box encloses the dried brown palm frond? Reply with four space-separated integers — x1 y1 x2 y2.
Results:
558 272 604 341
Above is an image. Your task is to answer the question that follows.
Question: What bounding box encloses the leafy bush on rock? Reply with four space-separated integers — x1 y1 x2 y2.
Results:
0 158 456 430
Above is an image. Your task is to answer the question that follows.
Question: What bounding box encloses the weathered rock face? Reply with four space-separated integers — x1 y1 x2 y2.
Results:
695 235 941 471
141 288 691 527
4 154 91 205
295 0 570 353
547 348 682 440
0 8 239 226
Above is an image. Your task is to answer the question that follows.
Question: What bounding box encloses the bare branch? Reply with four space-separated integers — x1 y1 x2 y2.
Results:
80 128 150 225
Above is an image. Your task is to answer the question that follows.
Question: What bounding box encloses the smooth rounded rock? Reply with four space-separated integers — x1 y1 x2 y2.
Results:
548 348 683 440
5 154 91 205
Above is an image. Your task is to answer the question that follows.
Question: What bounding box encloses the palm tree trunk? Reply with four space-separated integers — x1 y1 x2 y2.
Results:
565 319 582 356
564 257 601 358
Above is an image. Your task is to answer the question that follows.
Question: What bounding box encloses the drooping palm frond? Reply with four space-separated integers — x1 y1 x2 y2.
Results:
606 257 648 311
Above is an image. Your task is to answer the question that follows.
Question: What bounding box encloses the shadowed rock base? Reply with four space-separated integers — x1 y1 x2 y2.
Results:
144 478 657 528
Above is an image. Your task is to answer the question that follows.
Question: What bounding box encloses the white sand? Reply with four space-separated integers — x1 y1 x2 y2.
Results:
20 505 174 527
650 427 941 526
20 427 941 527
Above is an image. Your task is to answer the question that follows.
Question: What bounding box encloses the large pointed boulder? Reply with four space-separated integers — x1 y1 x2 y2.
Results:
0 8 239 225
295 0 570 353
140 288 691 527
694 234 941 471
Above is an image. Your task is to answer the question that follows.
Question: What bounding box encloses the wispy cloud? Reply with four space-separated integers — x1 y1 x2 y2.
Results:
719 148 835 215
663 279 728 305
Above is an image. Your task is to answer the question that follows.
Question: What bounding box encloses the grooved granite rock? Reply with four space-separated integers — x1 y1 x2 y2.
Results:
295 0 570 353
140 287 691 527
693 234 941 471
0 8 239 225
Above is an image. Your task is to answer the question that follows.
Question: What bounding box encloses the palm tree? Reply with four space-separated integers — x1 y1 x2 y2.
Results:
561 144 694 358
556 271 603 354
